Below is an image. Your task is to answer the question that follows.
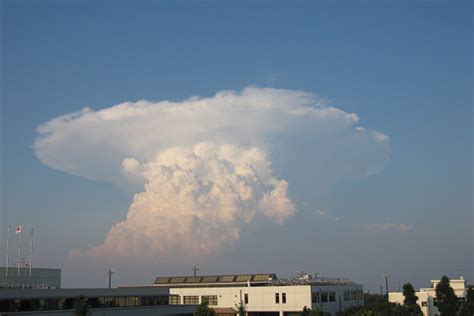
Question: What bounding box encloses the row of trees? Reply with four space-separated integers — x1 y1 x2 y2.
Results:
336 275 474 316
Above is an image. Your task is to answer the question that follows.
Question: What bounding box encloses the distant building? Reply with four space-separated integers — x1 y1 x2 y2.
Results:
389 277 468 316
0 287 196 315
0 268 61 289
147 273 364 316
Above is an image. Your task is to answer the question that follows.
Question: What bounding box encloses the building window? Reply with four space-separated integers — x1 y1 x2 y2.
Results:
356 290 363 300
344 291 349 301
183 296 199 305
422 301 427 307
328 292 336 302
202 296 218 306
321 292 328 303
275 293 279 304
244 293 248 304
169 295 181 305
282 293 286 304
312 292 320 303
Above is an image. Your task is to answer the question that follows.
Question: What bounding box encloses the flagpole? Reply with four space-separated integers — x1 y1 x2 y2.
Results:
18 223 22 277
29 227 33 277
5 226 10 278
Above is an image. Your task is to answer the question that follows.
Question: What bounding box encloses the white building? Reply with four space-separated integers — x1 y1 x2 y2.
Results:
152 273 364 316
389 277 468 316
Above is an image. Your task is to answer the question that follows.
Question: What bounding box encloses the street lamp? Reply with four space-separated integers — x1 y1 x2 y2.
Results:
108 269 116 288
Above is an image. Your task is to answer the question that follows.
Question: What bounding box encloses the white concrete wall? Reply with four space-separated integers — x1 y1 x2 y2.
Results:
170 285 312 313
170 284 363 316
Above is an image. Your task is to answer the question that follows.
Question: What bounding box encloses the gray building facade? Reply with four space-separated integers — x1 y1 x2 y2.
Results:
0 287 196 315
0 268 61 289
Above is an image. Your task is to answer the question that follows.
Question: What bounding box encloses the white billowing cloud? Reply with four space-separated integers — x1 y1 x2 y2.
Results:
34 87 390 260
75 143 294 259
367 223 414 232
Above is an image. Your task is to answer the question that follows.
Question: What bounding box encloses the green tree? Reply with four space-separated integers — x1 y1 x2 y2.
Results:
309 307 330 316
354 310 376 316
402 283 422 315
194 300 216 316
72 295 89 316
302 306 311 316
235 300 246 316
300 307 329 316
402 283 418 306
336 305 364 315
457 285 474 316
435 276 458 316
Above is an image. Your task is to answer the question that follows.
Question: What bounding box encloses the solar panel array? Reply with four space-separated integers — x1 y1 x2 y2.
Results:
170 277 185 283
218 275 235 282
201 276 218 283
154 274 277 285
235 275 252 282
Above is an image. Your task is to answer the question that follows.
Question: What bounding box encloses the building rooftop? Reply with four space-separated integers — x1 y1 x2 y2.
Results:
154 274 277 287
0 287 170 300
153 273 355 287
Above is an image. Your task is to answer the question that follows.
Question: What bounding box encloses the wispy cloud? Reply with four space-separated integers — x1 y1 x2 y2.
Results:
314 209 340 221
367 223 414 232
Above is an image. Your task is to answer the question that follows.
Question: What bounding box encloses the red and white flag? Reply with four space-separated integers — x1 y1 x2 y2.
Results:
15 225 22 234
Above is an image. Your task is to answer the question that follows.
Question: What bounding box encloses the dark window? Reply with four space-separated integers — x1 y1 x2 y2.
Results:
62 298 76 310
169 295 181 305
329 292 336 302
312 293 320 303
275 293 279 304
422 301 427 307
321 292 328 302
244 293 249 304
88 297 101 308
184 296 199 305
282 293 286 304
202 295 218 306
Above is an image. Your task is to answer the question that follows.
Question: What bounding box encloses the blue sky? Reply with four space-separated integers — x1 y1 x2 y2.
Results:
1 1 472 290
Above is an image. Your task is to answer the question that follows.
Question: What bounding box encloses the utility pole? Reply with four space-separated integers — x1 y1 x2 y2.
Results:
384 273 390 298
193 265 200 277
108 269 115 288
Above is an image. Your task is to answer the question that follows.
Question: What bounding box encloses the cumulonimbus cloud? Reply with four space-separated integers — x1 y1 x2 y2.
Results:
34 87 390 260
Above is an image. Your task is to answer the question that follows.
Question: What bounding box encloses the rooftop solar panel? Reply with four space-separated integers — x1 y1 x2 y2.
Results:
201 276 218 283
253 274 272 281
155 277 170 284
235 275 252 282
185 277 201 283
154 273 277 285
170 277 185 283
218 275 235 282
